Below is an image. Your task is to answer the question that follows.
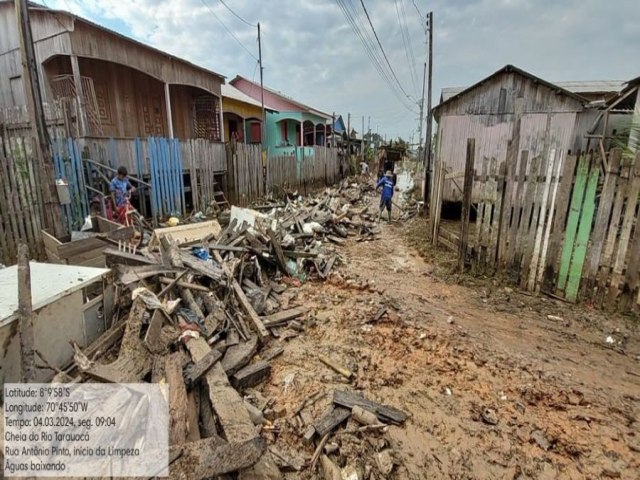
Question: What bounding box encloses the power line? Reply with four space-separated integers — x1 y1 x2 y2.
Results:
394 0 418 96
358 0 415 103
335 0 416 113
200 0 258 61
412 0 426 21
217 0 256 27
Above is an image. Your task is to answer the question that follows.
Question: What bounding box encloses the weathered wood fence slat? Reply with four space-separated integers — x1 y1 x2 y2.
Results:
430 139 640 313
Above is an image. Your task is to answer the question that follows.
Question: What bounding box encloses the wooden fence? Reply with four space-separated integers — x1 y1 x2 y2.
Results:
431 138 640 312
0 136 48 264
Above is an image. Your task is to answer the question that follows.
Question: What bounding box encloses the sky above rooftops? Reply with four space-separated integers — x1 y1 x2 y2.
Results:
46 0 640 144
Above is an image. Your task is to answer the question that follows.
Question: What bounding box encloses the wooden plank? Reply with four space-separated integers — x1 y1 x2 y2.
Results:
333 389 407 425
221 336 259 376
184 337 256 441
565 155 600 302
212 250 269 339
526 148 557 291
267 228 290 275
515 154 540 272
170 437 266 479
622 154 640 306
231 361 271 389
520 156 545 286
541 152 577 292
56 237 108 260
556 153 590 293
183 349 222 389
458 139 475 270
606 155 640 307
583 149 621 287
261 307 305 328
505 150 529 267
314 406 351 437
535 150 564 292
166 352 188 445
144 309 165 354
104 249 158 267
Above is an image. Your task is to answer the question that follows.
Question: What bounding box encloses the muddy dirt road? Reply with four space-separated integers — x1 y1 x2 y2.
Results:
256 186 640 479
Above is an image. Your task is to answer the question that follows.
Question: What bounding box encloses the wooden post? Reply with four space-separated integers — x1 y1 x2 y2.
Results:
18 244 35 382
459 138 475 271
423 11 434 210
164 82 174 139
70 54 87 136
15 0 65 239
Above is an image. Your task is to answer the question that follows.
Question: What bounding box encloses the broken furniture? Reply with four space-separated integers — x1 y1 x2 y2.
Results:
0 262 113 385
42 215 134 267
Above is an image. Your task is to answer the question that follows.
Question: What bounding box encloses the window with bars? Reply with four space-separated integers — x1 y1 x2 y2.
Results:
193 94 221 141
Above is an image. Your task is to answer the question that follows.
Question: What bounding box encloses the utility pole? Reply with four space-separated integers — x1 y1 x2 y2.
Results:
331 112 335 148
347 112 351 159
417 58 427 162
15 0 64 238
422 11 434 208
258 22 266 148
361 115 365 163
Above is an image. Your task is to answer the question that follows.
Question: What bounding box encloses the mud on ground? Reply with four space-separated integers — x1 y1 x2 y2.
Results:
254 190 640 480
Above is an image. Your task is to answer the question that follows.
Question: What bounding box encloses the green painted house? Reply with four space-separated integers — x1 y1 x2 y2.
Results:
229 76 332 157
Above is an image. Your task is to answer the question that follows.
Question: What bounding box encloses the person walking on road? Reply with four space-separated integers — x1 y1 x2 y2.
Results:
376 170 395 222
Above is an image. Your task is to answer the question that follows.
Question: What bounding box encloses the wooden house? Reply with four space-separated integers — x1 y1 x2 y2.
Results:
221 84 274 144
432 65 589 202
230 76 332 155
0 1 225 140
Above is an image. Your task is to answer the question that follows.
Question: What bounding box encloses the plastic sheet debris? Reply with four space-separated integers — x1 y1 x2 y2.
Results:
191 247 211 261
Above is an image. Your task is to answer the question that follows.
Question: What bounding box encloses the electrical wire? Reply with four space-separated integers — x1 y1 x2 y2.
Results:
394 0 419 96
358 0 415 103
217 0 256 27
335 0 416 113
200 0 258 61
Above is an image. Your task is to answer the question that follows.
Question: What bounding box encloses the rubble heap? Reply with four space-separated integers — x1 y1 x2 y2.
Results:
55 180 407 478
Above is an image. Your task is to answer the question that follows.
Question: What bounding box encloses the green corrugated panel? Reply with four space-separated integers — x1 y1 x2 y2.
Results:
556 155 590 293
565 162 600 302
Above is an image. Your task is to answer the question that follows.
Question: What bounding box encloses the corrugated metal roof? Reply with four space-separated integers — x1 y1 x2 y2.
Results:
231 76 332 120
221 84 264 109
439 78 627 105
554 80 626 94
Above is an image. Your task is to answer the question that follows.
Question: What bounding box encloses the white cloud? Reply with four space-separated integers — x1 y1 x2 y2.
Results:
47 0 640 142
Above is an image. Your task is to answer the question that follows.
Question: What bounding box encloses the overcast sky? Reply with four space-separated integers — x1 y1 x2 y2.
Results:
48 0 640 144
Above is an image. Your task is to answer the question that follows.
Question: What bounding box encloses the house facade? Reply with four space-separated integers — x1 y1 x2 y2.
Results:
0 2 225 140
433 65 589 202
230 76 331 155
221 84 272 144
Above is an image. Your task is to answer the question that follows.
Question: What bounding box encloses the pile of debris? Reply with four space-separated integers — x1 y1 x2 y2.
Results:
54 181 407 478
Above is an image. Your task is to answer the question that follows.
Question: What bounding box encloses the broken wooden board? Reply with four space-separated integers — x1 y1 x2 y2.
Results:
170 437 265 479
232 361 271 389
183 349 222 389
221 336 259 376
184 337 278 478
98 225 135 242
185 337 257 441
105 248 158 267
84 298 152 382
149 220 222 250
212 250 269 339
144 310 165 354
261 307 305 328
333 390 407 425
179 251 225 283
314 406 351 437
326 235 346 245
267 228 291 275
118 265 177 285
166 352 188 446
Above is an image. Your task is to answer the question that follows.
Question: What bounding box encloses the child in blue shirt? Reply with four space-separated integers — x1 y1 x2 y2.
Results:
110 166 134 209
